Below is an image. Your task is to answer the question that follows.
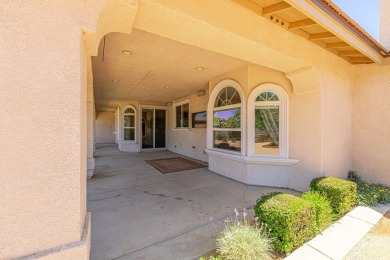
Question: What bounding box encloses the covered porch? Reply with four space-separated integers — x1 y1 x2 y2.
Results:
88 144 300 259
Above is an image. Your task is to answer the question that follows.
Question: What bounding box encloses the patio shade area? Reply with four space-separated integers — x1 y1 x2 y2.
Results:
88 145 300 259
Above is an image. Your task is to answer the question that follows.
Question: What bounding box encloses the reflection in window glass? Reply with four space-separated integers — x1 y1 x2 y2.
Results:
182 103 189 127
124 128 135 141
255 106 279 155
213 131 241 152
124 115 135 127
256 92 279 102
213 109 240 128
175 103 189 128
176 106 181 128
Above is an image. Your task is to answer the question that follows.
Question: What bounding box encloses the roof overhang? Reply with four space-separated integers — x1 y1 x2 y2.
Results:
231 0 390 65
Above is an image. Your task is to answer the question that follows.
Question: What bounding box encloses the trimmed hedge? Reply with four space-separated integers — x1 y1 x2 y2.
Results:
310 177 357 215
254 192 316 254
301 191 333 234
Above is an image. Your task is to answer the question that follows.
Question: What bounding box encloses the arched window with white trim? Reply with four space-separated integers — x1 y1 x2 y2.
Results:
208 80 244 154
122 105 136 142
248 84 288 158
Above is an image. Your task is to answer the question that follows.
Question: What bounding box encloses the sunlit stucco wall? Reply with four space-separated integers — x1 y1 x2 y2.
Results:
352 64 390 185
166 91 209 162
96 111 116 143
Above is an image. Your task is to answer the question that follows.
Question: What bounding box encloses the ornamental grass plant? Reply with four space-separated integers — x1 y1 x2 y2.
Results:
215 208 273 260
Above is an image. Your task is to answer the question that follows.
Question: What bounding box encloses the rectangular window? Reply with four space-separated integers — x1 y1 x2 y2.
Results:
174 101 190 128
254 106 279 155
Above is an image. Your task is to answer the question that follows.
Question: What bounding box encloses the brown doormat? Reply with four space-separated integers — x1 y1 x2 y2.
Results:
145 157 207 174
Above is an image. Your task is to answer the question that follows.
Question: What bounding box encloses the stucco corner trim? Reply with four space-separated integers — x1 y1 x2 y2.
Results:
205 149 300 166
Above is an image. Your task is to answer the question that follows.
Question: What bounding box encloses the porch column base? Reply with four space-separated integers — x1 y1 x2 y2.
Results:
16 213 91 260
87 158 95 179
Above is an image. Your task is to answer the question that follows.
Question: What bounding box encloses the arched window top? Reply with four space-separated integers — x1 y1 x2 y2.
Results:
214 86 241 108
124 108 135 114
256 91 279 102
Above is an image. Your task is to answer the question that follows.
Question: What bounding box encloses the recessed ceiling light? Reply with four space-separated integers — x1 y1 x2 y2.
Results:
112 79 119 82
195 67 205 71
150 94 156 97
122 50 133 55
163 86 170 89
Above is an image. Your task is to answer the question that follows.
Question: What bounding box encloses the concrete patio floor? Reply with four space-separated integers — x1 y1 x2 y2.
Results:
88 144 300 260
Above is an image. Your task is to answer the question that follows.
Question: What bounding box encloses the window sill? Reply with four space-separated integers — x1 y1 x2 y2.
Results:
204 149 300 166
172 128 190 130
120 140 137 144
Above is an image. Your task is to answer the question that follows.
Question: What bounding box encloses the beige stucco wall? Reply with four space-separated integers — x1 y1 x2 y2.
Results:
1 0 387 258
208 65 325 190
96 110 116 143
352 64 390 185
167 91 209 162
380 0 390 49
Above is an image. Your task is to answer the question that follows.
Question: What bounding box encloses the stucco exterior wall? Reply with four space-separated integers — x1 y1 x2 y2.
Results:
319 67 354 180
1 0 386 258
167 91 209 162
208 65 325 190
380 0 390 49
352 64 390 185
96 110 116 143
0 1 101 258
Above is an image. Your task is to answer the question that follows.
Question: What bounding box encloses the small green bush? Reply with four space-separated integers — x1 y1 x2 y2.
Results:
310 177 356 215
347 171 390 206
254 192 316 254
301 191 334 234
216 209 272 260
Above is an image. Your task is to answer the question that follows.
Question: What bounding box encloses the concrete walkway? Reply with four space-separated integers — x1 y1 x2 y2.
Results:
88 144 300 260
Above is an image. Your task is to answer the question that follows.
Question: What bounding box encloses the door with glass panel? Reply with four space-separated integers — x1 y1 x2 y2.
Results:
141 108 166 149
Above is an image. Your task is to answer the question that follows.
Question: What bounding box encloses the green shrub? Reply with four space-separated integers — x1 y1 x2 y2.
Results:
254 192 316 254
216 209 272 260
347 171 390 206
310 177 356 215
301 191 334 234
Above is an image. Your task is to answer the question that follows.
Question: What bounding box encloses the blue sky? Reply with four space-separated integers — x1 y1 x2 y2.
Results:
332 0 380 40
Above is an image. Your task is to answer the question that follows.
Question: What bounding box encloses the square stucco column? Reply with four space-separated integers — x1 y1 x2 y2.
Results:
87 57 95 179
0 2 92 259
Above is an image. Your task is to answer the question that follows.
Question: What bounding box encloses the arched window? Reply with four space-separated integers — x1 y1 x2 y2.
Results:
248 84 288 158
122 106 136 142
208 80 244 153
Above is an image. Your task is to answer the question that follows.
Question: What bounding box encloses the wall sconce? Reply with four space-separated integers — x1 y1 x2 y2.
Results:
167 102 172 107
197 90 206 97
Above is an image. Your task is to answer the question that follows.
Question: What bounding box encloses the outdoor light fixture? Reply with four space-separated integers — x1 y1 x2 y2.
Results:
197 90 206 96
167 102 172 106
121 50 133 55
195 67 205 71
112 79 119 82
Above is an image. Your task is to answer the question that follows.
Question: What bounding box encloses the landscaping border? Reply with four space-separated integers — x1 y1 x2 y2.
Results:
285 205 390 260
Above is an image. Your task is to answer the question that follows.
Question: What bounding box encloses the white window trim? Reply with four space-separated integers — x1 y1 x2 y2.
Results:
173 99 190 129
121 105 137 143
207 79 246 156
247 83 289 158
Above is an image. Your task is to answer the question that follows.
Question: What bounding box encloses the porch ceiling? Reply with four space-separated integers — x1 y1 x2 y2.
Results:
92 29 250 111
